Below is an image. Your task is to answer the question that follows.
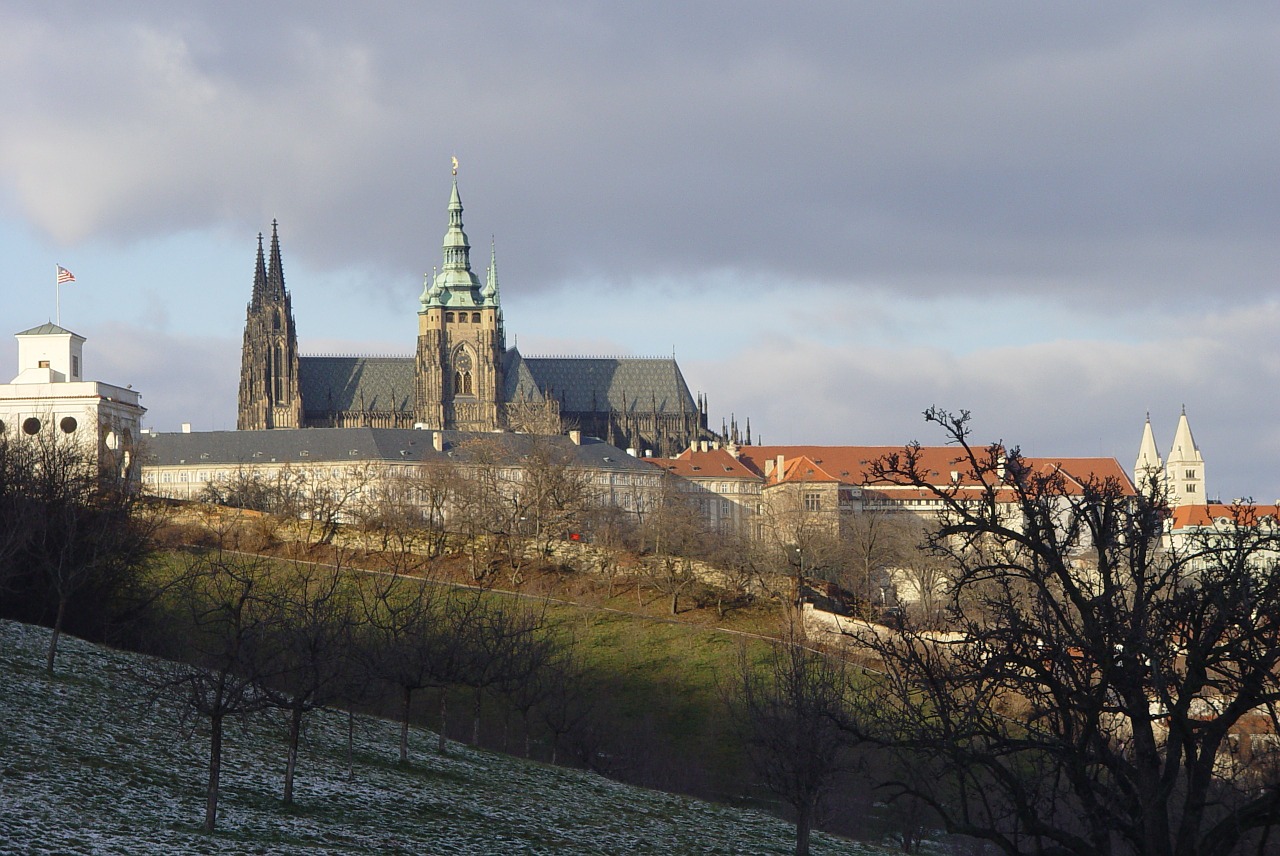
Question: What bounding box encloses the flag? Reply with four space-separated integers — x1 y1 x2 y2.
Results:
56 265 75 284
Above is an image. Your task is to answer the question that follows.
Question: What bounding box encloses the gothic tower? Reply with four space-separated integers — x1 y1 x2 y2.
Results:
237 222 303 430
414 178 506 431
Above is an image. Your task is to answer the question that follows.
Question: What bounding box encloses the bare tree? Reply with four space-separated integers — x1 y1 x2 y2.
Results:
357 573 446 764
139 548 278 833
730 635 864 856
857 408 1280 856
257 558 363 804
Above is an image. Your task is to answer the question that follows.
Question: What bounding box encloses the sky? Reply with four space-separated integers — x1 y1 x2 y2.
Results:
1 2 1277 500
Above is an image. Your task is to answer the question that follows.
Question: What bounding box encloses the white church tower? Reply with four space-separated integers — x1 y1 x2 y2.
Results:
1164 407 1205 507
1133 414 1165 498
0 323 145 485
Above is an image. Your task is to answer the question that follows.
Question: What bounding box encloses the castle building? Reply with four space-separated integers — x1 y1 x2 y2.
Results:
1133 409 1207 507
237 176 719 458
0 323 145 483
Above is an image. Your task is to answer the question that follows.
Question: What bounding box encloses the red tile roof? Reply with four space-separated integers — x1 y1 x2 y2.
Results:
1169 503 1280 530
645 446 761 480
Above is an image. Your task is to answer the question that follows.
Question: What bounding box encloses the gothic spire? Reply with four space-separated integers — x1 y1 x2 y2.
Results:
482 237 500 304
266 219 286 299
420 172 483 309
251 232 267 306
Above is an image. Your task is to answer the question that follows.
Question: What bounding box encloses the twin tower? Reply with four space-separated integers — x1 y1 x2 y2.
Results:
236 175 717 457
1134 409 1207 507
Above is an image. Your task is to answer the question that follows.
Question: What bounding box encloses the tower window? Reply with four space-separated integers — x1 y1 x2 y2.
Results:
446 312 455 322
59 417 77 434
71 356 79 377
472 312 481 323
1186 484 1196 494
1185 469 1196 479
459 313 469 323
38 360 49 368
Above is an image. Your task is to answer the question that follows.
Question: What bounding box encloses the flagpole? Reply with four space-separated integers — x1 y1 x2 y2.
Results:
55 264 60 326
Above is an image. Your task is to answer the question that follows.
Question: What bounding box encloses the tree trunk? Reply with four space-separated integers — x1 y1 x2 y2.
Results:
438 692 449 754
399 686 412 764
46 597 67 675
670 591 679 615
205 713 223 833
794 802 813 856
283 706 302 805
346 710 355 781
472 688 482 745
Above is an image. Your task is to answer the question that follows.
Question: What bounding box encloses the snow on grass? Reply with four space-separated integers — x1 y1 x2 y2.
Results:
0 621 893 854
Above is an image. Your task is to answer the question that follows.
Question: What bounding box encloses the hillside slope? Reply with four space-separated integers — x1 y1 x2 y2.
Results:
0 621 885 854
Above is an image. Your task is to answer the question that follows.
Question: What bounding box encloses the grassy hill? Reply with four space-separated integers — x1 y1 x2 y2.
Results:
0 620 891 855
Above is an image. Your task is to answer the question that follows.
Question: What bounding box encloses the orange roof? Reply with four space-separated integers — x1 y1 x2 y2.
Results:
646 446 762 480
1169 503 1280 530
1020 457 1137 497
738 445 1135 496
740 445 982 487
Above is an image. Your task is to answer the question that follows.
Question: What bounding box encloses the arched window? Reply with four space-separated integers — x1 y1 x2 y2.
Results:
459 313 469 323
472 312 481 323
446 312 454 322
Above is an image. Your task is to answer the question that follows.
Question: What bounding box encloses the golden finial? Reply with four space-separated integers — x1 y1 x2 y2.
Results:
451 156 459 176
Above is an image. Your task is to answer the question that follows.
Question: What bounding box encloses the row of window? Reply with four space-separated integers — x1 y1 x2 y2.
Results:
445 312 483 323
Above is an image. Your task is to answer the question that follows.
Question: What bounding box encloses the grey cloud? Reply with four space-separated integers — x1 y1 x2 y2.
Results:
1 3 1274 311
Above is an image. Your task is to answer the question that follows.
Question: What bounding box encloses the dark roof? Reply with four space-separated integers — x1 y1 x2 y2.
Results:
521 357 696 415
16 322 81 337
142 427 659 473
298 357 414 415
296 352 698 419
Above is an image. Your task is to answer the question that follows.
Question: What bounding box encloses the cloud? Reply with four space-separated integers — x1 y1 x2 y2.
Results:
0 3 1274 308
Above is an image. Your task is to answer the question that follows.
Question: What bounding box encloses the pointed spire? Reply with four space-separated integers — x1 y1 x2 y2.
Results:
1169 408 1201 460
482 237 500 304
1134 414 1163 492
251 232 267 306
421 171 483 309
266 220 285 299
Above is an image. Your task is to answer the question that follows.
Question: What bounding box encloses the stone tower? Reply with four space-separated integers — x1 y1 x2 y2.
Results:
237 222 303 430
414 178 507 431
1165 407 1205 507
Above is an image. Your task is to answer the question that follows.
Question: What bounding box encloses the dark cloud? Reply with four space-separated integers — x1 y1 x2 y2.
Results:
1 3 1274 308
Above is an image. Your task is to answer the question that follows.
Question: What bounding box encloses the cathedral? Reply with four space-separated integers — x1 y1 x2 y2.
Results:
237 175 721 457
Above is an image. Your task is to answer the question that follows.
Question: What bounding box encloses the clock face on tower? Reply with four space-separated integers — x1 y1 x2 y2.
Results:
455 352 473 372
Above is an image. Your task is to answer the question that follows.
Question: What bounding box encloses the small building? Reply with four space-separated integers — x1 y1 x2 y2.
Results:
0 323 145 484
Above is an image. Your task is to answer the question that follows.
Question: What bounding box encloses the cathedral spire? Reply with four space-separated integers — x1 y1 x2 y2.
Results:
482 238 500 304
251 232 267 306
267 219 286 299
420 172 484 309
1166 407 1206 507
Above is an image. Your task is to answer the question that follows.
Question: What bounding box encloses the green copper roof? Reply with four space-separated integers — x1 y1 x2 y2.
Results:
419 178 497 311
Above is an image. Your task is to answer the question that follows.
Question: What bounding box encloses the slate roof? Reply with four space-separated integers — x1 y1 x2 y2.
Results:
297 357 414 415
295 352 698 419
521 357 696 415
143 427 658 474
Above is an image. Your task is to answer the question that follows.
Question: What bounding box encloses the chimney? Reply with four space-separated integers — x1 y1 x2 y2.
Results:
776 455 785 479
181 423 192 434
432 432 444 452
765 459 774 477
700 440 708 453
626 448 637 457
569 429 582 445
